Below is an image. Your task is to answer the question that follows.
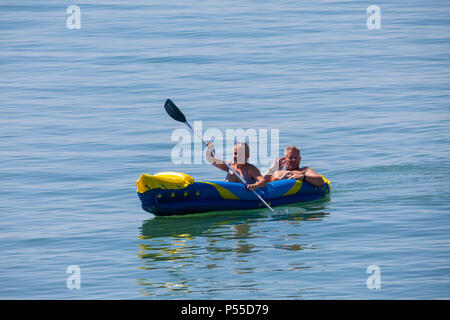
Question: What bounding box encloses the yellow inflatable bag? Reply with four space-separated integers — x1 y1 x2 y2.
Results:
136 172 194 193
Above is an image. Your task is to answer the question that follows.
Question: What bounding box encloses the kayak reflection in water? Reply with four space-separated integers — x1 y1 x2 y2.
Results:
205 142 267 191
263 145 325 187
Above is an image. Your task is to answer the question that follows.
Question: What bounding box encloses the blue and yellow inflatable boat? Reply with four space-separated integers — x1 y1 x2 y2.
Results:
137 172 330 216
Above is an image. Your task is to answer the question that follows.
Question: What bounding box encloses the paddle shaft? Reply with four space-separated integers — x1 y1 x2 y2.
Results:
184 121 274 212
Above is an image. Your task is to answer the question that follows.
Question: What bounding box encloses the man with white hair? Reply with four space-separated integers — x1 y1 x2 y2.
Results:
263 146 325 187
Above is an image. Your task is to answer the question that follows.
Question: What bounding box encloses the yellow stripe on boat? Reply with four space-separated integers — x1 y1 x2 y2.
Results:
282 180 303 197
197 181 240 200
136 172 194 193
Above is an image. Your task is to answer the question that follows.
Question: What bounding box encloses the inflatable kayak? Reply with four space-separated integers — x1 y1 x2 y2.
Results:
137 172 330 216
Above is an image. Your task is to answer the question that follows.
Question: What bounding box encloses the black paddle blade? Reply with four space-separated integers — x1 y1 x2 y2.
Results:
164 99 186 123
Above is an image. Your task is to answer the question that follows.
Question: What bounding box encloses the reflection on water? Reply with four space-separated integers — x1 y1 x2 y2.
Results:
136 200 330 297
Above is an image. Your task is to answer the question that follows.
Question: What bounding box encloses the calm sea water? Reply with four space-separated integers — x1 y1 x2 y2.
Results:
1 0 449 299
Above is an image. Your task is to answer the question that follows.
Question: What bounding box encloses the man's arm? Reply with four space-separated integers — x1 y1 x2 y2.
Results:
270 168 324 187
303 168 324 187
